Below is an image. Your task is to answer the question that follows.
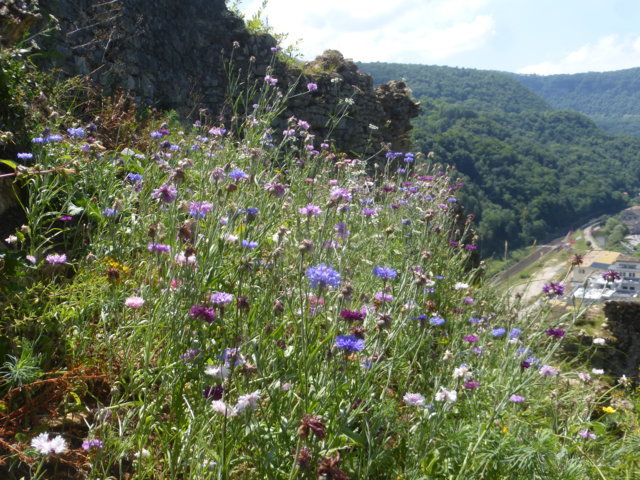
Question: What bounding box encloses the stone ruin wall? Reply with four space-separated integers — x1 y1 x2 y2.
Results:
1 0 420 157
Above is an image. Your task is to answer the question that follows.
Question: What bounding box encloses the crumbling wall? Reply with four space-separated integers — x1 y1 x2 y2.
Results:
0 0 419 158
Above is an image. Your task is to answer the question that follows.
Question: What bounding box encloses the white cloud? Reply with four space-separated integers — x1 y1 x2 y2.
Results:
238 0 496 63
518 34 640 75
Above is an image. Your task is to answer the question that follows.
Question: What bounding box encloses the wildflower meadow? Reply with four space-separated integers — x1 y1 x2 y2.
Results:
1 47 639 480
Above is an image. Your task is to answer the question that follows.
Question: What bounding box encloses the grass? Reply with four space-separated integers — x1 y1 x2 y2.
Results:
0 46 639 480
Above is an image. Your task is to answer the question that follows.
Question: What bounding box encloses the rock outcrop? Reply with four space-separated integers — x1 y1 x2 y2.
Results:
0 0 419 158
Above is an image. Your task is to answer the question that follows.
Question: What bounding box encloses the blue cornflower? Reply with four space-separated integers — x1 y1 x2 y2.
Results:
430 315 445 326
306 263 341 289
189 201 213 218
492 328 506 337
335 334 365 352
373 266 397 280
102 207 119 217
242 239 258 249
17 152 33 160
67 127 85 137
509 328 522 339
228 169 249 180
126 173 143 183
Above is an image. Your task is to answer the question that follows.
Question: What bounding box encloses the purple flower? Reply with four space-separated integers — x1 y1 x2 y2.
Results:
306 264 341 289
546 328 566 339
430 315 445 326
373 266 397 280
179 348 200 361
151 184 178 203
189 304 216 323
46 253 67 264
298 204 322 216
82 438 104 451
509 328 522 339
148 242 170 254
334 222 350 238
340 309 366 322
464 335 478 343
189 201 213 218
329 187 352 203
361 207 378 217
374 292 393 302
542 282 565 297
60 215 73 221
509 394 525 403
210 292 234 306
602 270 621 282
265 183 286 197
464 381 480 390
307 82 318 92
335 334 365 352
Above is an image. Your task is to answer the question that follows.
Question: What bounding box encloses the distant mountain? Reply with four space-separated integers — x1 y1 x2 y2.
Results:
359 62 552 113
513 68 640 137
359 62 640 256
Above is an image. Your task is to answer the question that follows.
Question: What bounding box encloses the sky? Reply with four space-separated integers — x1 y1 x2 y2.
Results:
237 0 640 75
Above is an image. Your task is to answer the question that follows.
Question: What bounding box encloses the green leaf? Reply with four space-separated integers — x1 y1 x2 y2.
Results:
0 159 18 170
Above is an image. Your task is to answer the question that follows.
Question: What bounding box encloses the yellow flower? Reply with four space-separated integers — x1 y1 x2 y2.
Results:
602 406 616 414
502 426 509 434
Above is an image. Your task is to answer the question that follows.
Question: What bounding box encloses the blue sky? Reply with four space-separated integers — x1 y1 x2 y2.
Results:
237 0 640 74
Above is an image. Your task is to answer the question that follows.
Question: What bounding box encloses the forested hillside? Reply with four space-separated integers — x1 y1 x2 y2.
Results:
359 62 640 255
514 68 640 137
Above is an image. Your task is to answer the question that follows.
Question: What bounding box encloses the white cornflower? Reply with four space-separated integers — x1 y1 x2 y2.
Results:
31 432 67 455
592 368 604 375
435 387 457 403
452 282 469 290
204 364 230 380
211 400 235 417
593 338 606 345
403 393 426 407
452 364 473 380
234 390 261 414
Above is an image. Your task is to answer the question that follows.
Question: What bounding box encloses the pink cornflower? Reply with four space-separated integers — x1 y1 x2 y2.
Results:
578 429 597 439
125 296 144 308
46 253 67 264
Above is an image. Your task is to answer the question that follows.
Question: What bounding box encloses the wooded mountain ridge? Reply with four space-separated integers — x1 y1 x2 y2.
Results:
359 62 640 255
